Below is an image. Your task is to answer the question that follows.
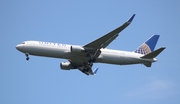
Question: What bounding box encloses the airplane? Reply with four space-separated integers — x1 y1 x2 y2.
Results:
16 14 165 75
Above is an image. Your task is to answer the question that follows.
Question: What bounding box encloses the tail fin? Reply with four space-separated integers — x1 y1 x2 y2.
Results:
134 35 160 55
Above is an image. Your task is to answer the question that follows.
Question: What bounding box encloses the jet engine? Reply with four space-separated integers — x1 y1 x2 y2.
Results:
70 45 85 53
60 62 76 70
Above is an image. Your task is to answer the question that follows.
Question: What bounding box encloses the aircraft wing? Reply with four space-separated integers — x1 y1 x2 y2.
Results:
84 14 135 49
67 14 136 75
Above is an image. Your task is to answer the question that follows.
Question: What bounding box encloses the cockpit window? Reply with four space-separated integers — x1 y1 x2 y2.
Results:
21 42 25 44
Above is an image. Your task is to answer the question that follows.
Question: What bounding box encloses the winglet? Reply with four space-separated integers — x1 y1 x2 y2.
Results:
93 68 99 75
127 14 136 23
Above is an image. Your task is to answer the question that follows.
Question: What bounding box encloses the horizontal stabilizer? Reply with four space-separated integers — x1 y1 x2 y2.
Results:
141 47 166 58
143 63 152 67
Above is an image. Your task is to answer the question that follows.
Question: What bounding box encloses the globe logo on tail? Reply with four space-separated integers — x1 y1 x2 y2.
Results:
134 43 151 55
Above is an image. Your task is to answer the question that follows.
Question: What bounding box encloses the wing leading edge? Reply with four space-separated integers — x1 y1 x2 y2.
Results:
84 14 136 49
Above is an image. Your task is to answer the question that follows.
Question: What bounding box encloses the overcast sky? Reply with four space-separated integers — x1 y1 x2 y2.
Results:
0 0 180 104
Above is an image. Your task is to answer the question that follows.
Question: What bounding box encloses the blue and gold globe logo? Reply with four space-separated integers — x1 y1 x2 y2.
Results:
135 43 151 55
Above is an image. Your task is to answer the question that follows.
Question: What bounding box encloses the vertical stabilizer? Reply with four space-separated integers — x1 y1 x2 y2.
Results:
134 35 160 55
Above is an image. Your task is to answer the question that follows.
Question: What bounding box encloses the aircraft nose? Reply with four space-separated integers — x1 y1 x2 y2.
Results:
16 44 23 51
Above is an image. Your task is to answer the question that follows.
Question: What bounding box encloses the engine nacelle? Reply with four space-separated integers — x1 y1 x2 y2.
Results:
60 62 76 70
70 45 85 53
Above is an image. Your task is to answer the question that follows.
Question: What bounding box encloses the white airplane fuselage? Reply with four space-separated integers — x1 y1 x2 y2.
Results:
16 41 156 66
15 14 165 75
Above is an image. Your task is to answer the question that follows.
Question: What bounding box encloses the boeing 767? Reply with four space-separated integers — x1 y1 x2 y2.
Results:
16 14 165 75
